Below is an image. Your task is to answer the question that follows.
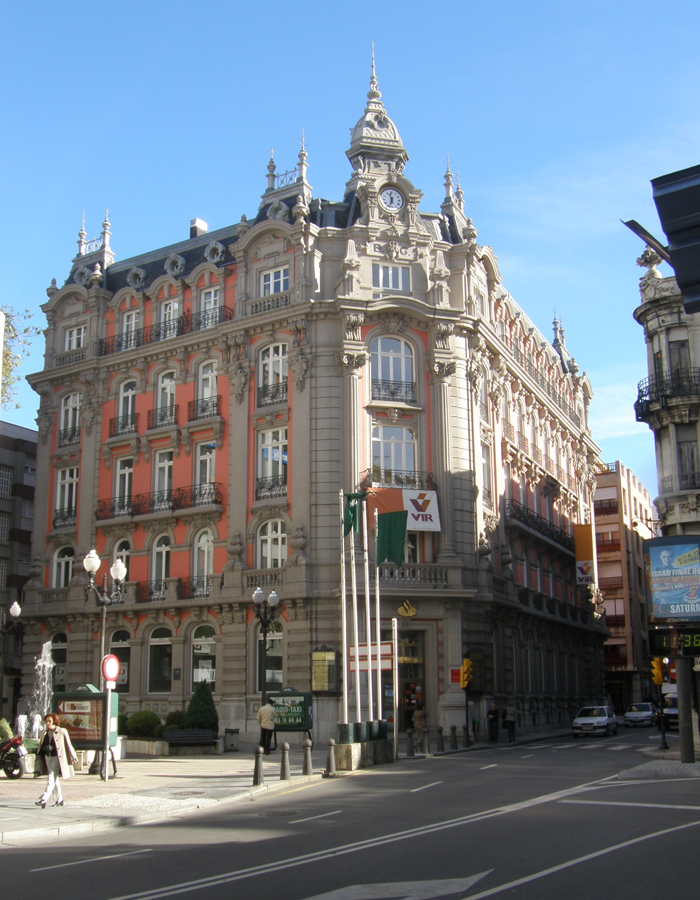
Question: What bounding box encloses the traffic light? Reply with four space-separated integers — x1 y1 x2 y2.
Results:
652 657 665 686
460 659 473 689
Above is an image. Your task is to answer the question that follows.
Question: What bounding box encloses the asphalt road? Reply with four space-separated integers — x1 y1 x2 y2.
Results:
3 728 698 900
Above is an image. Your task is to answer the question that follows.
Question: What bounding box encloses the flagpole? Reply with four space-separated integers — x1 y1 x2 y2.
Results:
374 505 382 721
350 516 362 725
362 497 374 722
339 490 348 725
392 617 399 760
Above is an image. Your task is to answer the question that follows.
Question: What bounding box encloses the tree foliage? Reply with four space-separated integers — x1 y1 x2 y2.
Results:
185 682 218 732
2 306 42 409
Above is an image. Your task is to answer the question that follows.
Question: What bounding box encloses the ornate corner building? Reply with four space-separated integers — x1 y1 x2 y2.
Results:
22 68 607 740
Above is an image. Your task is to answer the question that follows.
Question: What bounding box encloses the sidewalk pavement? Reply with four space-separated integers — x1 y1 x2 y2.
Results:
0 742 328 848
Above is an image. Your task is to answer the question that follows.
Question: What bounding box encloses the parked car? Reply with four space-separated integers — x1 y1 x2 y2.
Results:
624 702 657 727
572 706 618 737
662 696 679 729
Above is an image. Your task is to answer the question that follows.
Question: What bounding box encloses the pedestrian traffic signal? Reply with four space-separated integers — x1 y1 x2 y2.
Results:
460 659 473 689
652 657 664 685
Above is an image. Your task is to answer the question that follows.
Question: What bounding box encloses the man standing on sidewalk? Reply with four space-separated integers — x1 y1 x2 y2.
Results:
257 698 276 755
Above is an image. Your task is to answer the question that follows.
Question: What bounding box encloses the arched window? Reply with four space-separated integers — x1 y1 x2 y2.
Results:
257 620 283 694
148 627 172 693
195 529 214 578
258 343 288 406
195 361 218 418
192 624 216 692
117 381 137 434
153 535 171 582
115 540 131 581
371 423 416 487
258 520 287 569
110 629 131 693
155 371 177 427
59 393 81 446
160 298 180 339
52 632 67 692
54 547 74 588
479 374 489 421
370 337 415 402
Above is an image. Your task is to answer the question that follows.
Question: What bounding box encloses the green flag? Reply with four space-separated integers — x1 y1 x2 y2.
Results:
377 510 408 565
344 492 367 536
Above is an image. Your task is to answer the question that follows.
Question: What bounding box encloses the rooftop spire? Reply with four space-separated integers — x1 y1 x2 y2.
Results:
444 155 454 200
455 173 464 211
298 131 308 182
369 43 381 100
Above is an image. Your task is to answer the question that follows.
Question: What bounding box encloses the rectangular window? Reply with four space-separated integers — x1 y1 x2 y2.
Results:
261 266 289 296
481 442 493 509
116 458 133 515
257 428 288 499
0 512 9 544
669 340 690 374
64 325 86 351
201 288 219 311
57 467 79 512
372 263 411 297
148 641 172 693
371 423 416 486
678 423 699 489
155 450 174 509
0 466 12 500
0 557 7 591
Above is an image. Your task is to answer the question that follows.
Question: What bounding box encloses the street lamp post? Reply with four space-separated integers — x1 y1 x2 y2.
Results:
252 587 280 706
83 551 126 777
0 601 22 722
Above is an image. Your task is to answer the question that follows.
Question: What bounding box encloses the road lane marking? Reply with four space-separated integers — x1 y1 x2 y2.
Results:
521 755 534 759
410 782 443 793
301 873 492 900
30 849 153 873
480 765 497 770
461 820 700 899
103 777 629 900
607 745 632 751
560 800 700 811
550 744 578 750
290 810 343 823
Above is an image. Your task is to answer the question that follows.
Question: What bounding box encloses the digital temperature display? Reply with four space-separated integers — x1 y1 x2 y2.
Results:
649 628 700 656
678 630 700 655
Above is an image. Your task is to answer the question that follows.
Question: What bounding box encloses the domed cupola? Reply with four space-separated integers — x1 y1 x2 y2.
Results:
346 55 408 176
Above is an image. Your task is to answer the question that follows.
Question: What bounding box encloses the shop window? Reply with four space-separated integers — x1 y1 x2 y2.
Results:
110 629 131 693
52 632 67 693
148 627 172 693
192 624 216 692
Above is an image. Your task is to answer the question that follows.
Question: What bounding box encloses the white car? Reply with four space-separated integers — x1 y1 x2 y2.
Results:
624 702 657 727
572 706 618 737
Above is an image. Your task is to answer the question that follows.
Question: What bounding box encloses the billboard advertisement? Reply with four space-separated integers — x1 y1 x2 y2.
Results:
574 522 597 586
370 488 442 532
644 536 700 623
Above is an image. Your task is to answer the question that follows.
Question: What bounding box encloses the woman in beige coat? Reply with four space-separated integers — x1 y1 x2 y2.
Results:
36 713 78 808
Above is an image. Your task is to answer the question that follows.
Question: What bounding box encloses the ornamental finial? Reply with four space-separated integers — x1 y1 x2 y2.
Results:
368 43 381 100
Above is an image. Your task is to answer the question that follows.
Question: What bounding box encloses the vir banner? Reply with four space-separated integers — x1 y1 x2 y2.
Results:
574 522 597 586
370 488 442 532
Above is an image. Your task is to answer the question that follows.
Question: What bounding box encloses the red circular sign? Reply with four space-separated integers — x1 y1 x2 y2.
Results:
102 654 120 682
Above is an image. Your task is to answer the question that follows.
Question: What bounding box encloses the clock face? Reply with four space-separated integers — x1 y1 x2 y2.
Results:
380 188 404 211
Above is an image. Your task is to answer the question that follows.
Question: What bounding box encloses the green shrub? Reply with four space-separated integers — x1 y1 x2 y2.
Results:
153 723 165 739
126 710 161 737
0 718 13 742
24 738 39 753
185 682 218 732
117 714 129 736
164 709 187 730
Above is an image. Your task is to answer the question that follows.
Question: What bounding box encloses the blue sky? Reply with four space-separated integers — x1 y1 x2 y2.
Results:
3 0 699 495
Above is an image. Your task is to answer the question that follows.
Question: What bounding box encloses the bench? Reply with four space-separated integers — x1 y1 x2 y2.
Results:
164 729 218 746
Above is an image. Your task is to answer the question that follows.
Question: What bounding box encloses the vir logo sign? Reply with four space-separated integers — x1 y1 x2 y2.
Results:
404 490 441 532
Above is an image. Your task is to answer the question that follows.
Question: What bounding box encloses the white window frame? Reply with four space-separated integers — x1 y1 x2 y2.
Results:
201 287 220 312
258 519 287 569
54 547 74 589
371 422 416 485
155 449 174 508
158 371 176 410
61 393 81 432
260 343 288 387
116 457 133 515
160 298 180 337
64 325 86 351
56 466 79 513
119 381 137 431
372 263 410 297
115 540 131 582
194 529 214 579
261 265 290 297
122 309 140 337
370 336 414 385
153 535 171 581
199 361 217 399
192 624 217 690
258 427 288 479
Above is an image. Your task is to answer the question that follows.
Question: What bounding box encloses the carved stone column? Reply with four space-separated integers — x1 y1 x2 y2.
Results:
339 351 367 492
430 359 457 559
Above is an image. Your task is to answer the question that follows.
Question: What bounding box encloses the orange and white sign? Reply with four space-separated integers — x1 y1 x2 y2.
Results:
370 489 442 532
574 523 597 585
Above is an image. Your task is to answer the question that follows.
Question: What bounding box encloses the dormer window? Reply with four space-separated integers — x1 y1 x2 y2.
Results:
64 325 86 351
372 264 410 298
261 266 289 296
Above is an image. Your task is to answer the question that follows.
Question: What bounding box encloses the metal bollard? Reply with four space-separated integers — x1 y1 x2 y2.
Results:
326 738 337 776
422 726 430 755
302 738 313 776
406 728 415 757
253 746 265 786
436 725 445 753
280 742 291 780
450 724 458 750
462 723 471 748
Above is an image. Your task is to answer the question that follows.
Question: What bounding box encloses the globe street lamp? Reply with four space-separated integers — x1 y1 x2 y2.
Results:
252 587 280 706
83 550 127 690
0 601 21 721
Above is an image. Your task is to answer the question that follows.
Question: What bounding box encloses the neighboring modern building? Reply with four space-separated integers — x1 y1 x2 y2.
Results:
22 68 607 741
0 422 37 721
594 460 657 711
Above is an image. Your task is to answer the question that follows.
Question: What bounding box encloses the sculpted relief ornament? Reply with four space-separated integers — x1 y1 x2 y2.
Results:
338 351 367 374
228 364 251 405
431 360 456 383
289 350 313 392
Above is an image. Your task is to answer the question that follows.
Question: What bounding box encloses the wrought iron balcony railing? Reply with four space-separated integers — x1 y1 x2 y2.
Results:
148 404 178 429
635 368 700 420
98 307 234 356
136 579 178 603
594 499 618 515
53 507 77 529
188 396 221 421
174 482 223 509
661 472 700 493
256 473 288 500
58 427 81 447
96 483 223 520
360 468 436 490
371 380 416 403
257 381 289 407
505 498 575 552
109 414 138 437
132 489 175 516
96 497 133 520
180 576 213 599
